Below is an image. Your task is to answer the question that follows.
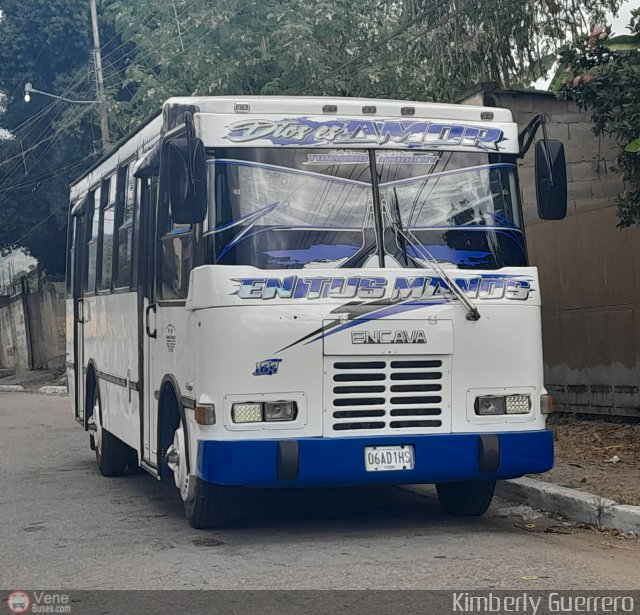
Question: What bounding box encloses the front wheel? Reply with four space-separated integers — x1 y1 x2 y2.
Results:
436 480 496 516
166 419 231 529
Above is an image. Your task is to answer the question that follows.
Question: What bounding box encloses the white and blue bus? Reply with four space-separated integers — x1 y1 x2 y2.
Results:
66 96 566 528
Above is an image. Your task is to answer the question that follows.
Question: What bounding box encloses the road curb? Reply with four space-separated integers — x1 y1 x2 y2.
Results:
496 477 640 533
37 385 68 396
0 385 25 392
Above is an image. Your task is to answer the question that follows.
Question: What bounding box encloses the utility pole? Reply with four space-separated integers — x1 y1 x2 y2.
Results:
89 0 110 152
172 1 185 52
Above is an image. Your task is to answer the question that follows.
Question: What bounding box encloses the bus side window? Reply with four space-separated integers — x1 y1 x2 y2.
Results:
98 175 116 292
85 187 100 294
66 214 75 299
114 162 136 289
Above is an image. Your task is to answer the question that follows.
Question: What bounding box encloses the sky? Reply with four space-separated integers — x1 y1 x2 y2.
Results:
611 0 640 34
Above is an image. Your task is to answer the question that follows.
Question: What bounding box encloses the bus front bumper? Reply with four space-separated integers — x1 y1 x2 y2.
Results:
196 430 553 487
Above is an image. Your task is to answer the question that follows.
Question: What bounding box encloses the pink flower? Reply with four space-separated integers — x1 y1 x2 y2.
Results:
591 25 604 37
583 73 592 83
573 75 581 87
619 175 626 183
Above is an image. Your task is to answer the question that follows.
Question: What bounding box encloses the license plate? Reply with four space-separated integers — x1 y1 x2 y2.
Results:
364 445 415 472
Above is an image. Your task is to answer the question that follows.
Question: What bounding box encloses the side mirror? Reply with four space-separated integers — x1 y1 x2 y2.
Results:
166 137 207 224
535 140 567 220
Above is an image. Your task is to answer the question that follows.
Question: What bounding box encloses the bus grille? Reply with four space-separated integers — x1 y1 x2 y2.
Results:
324 356 451 435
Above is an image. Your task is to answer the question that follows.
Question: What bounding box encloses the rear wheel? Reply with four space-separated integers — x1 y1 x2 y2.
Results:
436 480 496 516
87 377 129 477
166 416 231 529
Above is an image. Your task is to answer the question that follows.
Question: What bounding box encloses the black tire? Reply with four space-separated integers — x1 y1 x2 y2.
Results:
436 480 496 516
88 376 129 477
184 476 232 529
127 447 144 474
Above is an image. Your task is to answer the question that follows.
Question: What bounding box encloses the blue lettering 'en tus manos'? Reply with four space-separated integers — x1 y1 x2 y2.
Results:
233 276 531 301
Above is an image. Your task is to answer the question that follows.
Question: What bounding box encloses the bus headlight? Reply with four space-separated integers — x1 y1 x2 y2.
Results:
475 396 505 415
264 401 297 422
505 395 531 414
232 403 263 423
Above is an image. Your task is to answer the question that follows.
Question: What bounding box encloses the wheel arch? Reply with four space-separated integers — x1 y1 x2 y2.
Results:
84 359 100 430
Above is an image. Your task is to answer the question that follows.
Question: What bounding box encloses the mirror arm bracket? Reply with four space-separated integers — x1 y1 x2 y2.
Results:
519 112 555 187
518 113 543 158
539 115 555 188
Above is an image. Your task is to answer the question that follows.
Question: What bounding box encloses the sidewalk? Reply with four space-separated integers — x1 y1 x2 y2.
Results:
0 367 66 393
496 416 640 533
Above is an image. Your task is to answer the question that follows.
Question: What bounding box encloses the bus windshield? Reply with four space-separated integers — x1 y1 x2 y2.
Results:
206 148 526 270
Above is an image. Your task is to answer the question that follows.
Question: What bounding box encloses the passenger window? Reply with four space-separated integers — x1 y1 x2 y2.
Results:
98 175 116 291
114 163 136 289
85 188 100 293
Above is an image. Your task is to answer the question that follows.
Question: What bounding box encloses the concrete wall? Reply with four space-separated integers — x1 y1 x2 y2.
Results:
0 274 65 372
467 88 639 417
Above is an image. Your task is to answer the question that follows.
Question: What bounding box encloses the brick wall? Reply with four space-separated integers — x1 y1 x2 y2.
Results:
465 88 639 417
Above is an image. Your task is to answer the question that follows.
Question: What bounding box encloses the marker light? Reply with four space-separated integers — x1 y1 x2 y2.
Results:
195 404 216 425
232 403 263 423
264 401 297 422
505 395 532 414
475 396 506 415
540 394 554 414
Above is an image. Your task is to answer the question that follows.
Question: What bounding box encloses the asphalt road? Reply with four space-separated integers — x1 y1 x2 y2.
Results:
1 392 639 591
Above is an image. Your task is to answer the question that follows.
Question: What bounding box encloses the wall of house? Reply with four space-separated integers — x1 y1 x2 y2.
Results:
467 88 639 417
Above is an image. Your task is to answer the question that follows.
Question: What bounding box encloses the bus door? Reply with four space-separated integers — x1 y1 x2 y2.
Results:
69 206 87 425
140 174 160 470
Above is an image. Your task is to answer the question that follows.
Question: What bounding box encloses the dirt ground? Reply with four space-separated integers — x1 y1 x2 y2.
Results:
536 415 640 506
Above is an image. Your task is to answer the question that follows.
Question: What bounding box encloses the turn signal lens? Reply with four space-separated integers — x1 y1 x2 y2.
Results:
195 404 216 425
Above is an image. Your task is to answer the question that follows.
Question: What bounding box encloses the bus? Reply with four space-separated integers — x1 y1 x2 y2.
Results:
65 96 567 528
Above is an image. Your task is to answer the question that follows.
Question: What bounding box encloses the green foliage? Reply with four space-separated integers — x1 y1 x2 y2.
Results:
0 0 101 273
0 0 626 272
556 10 640 227
104 0 624 119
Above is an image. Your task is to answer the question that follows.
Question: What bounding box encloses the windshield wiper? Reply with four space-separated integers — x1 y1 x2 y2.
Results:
390 221 481 322
383 189 480 321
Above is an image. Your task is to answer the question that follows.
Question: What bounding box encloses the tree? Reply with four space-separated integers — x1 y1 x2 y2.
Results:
555 10 640 227
0 0 115 273
103 0 624 116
